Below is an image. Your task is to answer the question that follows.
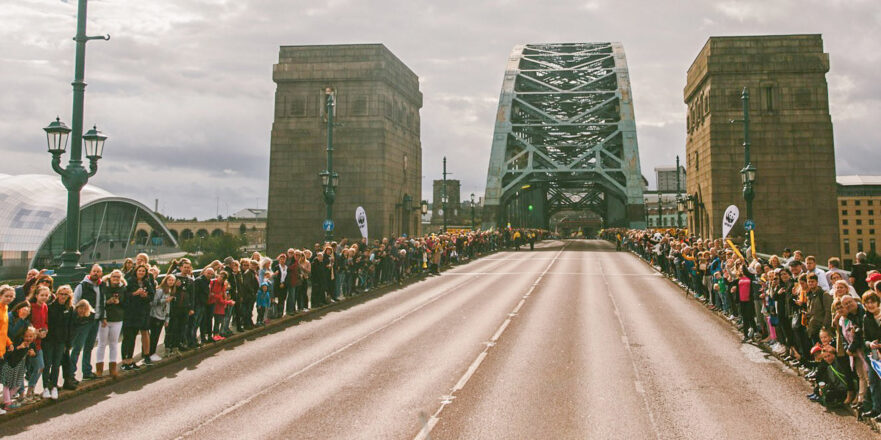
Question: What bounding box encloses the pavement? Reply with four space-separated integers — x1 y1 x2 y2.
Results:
1 240 876 439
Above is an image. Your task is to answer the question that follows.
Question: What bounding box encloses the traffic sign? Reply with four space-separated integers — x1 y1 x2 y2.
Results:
323 219 335 231
744 219 755 231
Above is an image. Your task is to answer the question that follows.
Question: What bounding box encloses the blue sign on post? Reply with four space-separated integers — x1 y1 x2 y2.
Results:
744 219 755 231
323 219 335 232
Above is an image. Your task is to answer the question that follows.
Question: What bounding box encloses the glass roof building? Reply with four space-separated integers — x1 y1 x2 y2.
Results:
0 174 178 280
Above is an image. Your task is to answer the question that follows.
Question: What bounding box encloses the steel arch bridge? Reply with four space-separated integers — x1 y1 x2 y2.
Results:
483 43 646 230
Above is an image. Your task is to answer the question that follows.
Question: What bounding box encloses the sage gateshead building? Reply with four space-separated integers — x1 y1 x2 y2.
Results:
0 174 178 280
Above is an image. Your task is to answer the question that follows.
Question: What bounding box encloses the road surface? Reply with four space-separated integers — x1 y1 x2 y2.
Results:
1 240 875 439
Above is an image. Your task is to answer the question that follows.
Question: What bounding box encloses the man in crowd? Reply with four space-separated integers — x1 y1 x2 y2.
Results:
71 264 103 380
805 256 830 291
851 252 877 294
194 267 215 344
805 273 833 343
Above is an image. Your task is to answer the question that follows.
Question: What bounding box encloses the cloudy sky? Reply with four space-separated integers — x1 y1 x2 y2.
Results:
1 0 878 219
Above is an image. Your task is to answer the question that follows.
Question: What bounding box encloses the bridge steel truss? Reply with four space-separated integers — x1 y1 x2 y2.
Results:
483 43 646 230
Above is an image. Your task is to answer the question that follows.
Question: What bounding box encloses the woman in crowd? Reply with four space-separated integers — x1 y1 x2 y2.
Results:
121 258 135 277
98 269 126 378
861 291 881 418
148 274 173 362
25 286 49 401
296 251 310 312
42 285 74 400
122 265 154 371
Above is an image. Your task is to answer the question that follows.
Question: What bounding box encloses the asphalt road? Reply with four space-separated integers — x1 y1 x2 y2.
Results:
1 240 876 439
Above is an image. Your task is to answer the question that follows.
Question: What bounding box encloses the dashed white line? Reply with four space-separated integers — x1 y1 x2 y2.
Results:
414 242 569 440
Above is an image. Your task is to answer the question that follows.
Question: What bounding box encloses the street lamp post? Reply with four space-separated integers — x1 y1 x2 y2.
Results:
675 155 683 228
657 193 663 228
442 156 449 233
731 87 756 232
321 87 339 242
470 193 476 231
44 0 109 283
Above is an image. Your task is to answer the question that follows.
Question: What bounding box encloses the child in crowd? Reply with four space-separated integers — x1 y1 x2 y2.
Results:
208 272 234 341
2 327 37 410
257 278 272 326
25 287 50 402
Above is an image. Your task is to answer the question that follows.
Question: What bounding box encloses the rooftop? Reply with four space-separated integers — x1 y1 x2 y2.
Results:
837 175 881 186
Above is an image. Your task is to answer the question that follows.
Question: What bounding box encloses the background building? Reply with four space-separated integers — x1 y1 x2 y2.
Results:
0 174 178 280
684 34 840 261
267 44 422 254
837 175 881 268
643 191 684 228
656 166 686 193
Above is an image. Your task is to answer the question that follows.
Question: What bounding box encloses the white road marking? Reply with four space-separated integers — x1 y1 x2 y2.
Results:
175 252 519 439
597 257 662 440
414 243 569 440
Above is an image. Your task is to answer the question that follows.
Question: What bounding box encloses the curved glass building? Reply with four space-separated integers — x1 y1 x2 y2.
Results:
0 174 178 280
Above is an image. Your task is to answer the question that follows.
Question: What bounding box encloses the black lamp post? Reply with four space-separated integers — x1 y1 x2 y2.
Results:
470 193 476 231
44 0 109 283
735 88 756 227
321 87 339 242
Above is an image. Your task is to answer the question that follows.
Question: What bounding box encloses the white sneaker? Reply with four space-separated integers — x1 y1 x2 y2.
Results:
50 387 58 400
0 407 6 415
41 389 50 399
149 354 162 362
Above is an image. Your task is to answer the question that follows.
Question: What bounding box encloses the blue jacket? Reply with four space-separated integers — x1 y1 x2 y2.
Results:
256 282 272 308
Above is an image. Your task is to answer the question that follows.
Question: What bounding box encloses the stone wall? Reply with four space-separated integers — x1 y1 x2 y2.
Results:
267 44 422 255
684 35 840 261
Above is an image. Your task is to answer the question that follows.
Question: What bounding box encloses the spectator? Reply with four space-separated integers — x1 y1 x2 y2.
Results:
121 265 154 371
43 285 75 400
194 268 215 345
1 327 36 412
256 279 272 326
850 252 876 294
148 275 172 362
97 270 125 378
208 271 233 340
26 286 49 401
71 264 103 381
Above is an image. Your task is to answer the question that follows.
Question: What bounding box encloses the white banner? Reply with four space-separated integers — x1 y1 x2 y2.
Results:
721 205 739 239
355 206 368 240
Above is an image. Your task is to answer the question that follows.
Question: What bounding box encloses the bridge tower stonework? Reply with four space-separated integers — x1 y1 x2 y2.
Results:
684 35 839 261
267 44 422 255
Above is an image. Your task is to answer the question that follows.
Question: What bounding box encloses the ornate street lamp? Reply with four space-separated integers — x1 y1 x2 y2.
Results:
44 0 109 283
470 193 476 231
421 200 429 215
322 87 337 242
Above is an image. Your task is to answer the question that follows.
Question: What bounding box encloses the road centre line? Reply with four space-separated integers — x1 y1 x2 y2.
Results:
597 256 661 440
175 252 519 439
414 242 569 440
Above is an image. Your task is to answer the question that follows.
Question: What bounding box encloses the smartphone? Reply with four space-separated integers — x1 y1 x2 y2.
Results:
45 270 56 276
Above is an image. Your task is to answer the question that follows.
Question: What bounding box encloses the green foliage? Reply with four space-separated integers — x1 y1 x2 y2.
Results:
179 233 247 267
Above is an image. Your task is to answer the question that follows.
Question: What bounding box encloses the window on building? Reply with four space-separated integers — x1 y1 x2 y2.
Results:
872 239 877 254
844 239 851 255
841 200 848 206
869 200 874 206
764 86 775 111
695 151 699 171
843 219 849 226
870 219 876 225
871 229 876 235
842 210 848 216
857 219 863 225
855 200 862 206
843 229 849 235
857 229 863 235
856 210 862 216
870 210 875 216
858 239 864 252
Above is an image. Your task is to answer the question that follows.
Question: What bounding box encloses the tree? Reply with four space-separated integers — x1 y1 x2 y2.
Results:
179 233 247 267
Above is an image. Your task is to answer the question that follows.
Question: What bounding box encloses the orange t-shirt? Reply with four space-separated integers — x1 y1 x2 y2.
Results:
0 303 11 357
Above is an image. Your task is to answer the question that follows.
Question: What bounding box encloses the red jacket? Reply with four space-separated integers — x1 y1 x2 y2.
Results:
208 279 233 315
30 302 48 350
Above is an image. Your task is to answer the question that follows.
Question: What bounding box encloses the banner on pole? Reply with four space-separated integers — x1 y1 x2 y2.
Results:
722 205 739 239
355 206 368 240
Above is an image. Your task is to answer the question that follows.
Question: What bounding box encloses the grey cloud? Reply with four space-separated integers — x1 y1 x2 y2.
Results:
1 0 878 219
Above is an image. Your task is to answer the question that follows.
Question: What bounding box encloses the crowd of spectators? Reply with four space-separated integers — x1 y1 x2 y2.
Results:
0 228 544 414
604 228 881 420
